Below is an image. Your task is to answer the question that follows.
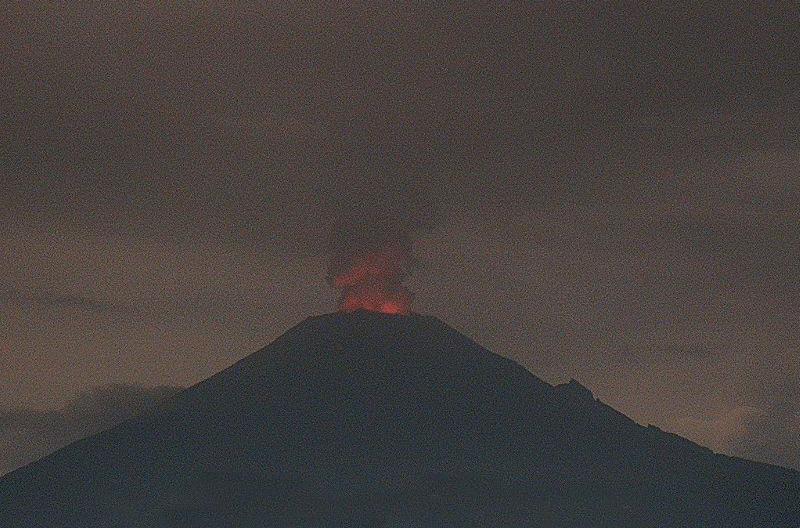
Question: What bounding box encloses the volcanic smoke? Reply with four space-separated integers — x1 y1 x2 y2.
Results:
328 244 413 315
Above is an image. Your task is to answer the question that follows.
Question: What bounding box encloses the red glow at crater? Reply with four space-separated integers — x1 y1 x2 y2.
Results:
331 246 412 315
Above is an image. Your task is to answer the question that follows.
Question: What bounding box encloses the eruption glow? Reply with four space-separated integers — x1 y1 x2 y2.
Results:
329 245 412 315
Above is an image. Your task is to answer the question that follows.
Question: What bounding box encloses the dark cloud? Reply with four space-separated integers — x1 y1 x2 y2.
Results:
1 287 118 314
0 384 182 476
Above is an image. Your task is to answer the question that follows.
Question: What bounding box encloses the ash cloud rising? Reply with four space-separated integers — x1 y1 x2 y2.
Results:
326 215 416 315
325 203 434 315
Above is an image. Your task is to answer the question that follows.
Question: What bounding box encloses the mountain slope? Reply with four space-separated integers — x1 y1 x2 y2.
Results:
1 312 798 527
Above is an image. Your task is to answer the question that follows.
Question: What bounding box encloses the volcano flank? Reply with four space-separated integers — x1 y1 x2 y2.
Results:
1 312 798 527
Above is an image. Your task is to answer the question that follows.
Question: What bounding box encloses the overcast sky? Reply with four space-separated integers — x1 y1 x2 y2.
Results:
2 3 799 472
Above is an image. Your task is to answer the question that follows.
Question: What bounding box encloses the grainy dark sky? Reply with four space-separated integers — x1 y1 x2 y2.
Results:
2 3 799 471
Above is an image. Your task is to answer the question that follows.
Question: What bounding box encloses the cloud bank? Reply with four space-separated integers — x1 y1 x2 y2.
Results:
0 384 181 476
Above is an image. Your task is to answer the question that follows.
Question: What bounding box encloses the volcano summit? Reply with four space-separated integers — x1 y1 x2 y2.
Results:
1 312 798 527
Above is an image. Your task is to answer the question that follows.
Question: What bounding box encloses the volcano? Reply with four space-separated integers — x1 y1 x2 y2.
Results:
2 312 798 527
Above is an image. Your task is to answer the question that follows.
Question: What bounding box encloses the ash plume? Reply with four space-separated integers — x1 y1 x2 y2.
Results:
326 213 423 315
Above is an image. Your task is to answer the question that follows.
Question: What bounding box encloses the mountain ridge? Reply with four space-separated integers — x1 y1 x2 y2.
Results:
2 311 798 527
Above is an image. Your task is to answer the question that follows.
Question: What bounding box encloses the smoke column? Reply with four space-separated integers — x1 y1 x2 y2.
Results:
325 176 437 315
327 219 415 315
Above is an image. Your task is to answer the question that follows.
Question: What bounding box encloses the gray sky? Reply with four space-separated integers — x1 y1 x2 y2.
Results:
2 3 799 471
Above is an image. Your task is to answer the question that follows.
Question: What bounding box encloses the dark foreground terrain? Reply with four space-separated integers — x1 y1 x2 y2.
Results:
2 312 798 527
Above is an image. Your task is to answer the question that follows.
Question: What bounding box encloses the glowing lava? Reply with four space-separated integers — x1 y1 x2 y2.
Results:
330 246 412 315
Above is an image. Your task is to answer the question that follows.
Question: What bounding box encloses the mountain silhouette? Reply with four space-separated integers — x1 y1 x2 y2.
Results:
2 312 798 527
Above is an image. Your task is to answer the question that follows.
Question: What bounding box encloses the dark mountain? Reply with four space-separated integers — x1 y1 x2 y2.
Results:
2 312 798 527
